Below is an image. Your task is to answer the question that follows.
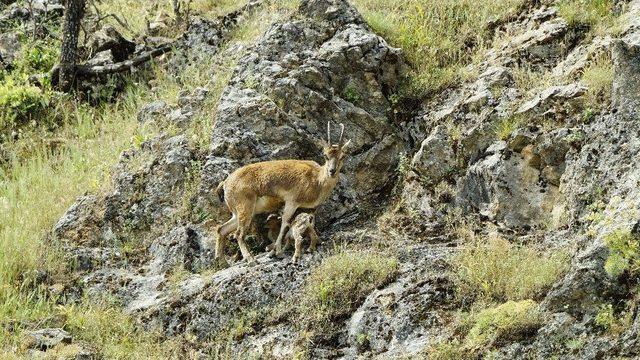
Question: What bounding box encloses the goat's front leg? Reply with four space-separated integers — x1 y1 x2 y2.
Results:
273 203 297 258
291 229 304 263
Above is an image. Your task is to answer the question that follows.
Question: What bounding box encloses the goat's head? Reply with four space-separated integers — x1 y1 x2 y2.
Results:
321 121 351 178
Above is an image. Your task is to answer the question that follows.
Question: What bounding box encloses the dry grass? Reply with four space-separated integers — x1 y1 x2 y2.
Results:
453 235 569 303
581 52 614 106
95 0 247 36
351 0 526 96
557 0 618 34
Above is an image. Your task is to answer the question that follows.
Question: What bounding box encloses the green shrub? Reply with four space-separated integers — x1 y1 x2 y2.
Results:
0 79 50 133
465 300 542 350
603 230 640 278
594 303 616 330
342 83 362 104
298 251 398 335
454 236 569 302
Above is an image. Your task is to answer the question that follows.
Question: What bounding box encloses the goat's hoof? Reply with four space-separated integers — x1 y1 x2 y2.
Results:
275 252 286 259
267 249 276 258
291 257 300 264
245 257 257 266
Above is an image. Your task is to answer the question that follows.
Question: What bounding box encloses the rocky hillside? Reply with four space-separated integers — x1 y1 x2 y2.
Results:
3 0 640 358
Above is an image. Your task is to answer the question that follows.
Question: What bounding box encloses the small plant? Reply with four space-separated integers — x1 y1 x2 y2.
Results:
565 337 585 352
582 107 596 123
355 333 371 350
454 235 569 302
594 303 616 330
244 74 259 89
594 303 632 334
465 300 542 350
427 340 468 360
494 115 523 141
342 83 362 104
603 229 640 278
13 40 60 73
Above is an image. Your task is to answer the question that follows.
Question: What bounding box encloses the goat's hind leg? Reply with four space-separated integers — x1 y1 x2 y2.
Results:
214 215 237 268
235 201 257 265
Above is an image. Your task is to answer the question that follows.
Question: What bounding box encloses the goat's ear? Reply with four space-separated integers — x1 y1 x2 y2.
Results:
341 139 352 151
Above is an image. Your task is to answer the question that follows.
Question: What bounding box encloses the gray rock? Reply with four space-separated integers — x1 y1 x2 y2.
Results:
456 140 565 229
27 328 72 350
345 255 454 358
0 31 20 68
516 83 587 115
137 100 168 123
411 125 457 184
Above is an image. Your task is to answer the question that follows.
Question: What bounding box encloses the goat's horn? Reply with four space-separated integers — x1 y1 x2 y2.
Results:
338 123 345 145
327 121 331 145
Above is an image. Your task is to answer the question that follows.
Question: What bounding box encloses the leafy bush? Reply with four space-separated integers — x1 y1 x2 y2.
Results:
0 79 50 133
603 230 640 278
465 300 542 349
13 40 59 74
298 251 398 336
454 236 569 302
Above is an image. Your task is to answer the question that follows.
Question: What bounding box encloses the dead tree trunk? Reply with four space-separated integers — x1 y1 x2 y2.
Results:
57 0 86 92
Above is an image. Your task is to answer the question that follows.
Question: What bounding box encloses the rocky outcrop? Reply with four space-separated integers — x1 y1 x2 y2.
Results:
201 0 406 227
53 0 410 356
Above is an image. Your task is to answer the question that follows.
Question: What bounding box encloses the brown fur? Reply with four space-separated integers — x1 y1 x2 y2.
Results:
214 123 349 265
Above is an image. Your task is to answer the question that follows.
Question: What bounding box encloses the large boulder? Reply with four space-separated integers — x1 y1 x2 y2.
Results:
201 0 406 227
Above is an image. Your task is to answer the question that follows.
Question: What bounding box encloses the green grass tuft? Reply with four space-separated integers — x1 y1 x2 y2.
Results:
454 236 569 303
465 300 542 350
298 251 398 336
557 0 617 33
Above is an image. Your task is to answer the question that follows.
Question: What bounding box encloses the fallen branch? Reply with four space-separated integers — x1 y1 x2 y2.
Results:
75 44 172 76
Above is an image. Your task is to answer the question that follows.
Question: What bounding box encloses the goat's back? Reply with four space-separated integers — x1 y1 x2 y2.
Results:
225 159 324 203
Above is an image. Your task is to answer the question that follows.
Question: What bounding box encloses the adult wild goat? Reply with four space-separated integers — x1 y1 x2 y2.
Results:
214 122 350 265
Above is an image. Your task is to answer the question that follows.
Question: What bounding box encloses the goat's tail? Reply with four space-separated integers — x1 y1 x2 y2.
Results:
216 180 226 203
